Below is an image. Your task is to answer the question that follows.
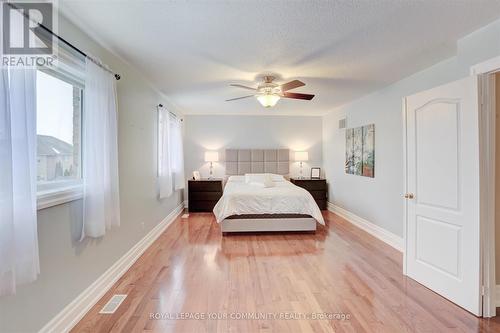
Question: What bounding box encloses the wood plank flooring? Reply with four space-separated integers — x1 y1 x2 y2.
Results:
71 211 500 332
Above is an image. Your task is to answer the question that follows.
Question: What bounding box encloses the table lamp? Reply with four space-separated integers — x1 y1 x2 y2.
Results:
204 151 219 179
295 151 309 179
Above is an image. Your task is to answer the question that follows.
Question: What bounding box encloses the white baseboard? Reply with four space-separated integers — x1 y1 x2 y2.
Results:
496 285 500 307
327 202 403 252
39 203 185 333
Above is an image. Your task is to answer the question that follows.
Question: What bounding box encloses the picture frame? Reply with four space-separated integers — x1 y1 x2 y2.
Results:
345 124 375 178
311 167 321 179
193 171 201 180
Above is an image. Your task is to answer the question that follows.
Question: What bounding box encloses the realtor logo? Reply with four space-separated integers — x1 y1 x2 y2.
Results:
1 1 57 68
2 1 53 55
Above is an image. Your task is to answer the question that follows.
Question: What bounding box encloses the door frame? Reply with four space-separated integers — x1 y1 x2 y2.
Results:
471 56 499 318
402 97 409 277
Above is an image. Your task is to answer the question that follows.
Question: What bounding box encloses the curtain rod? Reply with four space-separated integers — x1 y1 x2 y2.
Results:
158 104 182 121
6 3 121 80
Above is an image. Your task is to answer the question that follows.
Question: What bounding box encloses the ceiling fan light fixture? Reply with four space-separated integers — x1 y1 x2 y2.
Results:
257 93 280 108
228 77 313 106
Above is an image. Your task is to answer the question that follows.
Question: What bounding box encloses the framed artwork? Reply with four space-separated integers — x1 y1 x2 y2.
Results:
345 128 355 174
362 124 375 177
193 171 201 180
353 127 363 175
311 167 321 179
345 124 375 178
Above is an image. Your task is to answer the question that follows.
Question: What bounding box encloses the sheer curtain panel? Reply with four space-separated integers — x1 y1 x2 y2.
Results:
158 107 173 198
158 109 185 198
81 57 120 239
0 67 40 296
170 117 185 191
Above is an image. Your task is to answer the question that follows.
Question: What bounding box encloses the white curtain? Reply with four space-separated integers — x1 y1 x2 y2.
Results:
0 67 40 296
81 57 120 239
158 107 173 198
170 117 185 191
158 108 184 198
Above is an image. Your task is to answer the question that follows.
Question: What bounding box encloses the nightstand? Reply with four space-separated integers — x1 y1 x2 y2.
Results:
188 179 223 212
290 178 327 210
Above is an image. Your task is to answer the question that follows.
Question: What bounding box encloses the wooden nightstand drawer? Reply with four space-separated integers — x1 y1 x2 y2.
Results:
290 178 328 210
308 190 327 200
188 179 224 212
188 180 223 192
315 199 327 210
291 179 326 190
188 200 220 212
189 191 223 201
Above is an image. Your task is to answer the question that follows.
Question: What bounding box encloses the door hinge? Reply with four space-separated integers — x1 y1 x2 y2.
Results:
481 285 487 296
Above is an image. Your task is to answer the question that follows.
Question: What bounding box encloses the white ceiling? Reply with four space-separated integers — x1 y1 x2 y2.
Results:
59 0 500 116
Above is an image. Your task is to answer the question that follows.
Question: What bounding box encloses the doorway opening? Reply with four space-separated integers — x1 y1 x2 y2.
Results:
471 57 500 318
494 72 500 314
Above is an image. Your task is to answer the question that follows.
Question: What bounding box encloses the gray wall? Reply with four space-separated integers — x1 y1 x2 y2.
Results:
183 115 323 180
0 15 183 333
322 18 500 237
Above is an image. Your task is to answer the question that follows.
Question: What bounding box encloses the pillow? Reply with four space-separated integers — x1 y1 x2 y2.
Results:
245 173 284 183
227 175 245 182
246 173 275 188
270 174 285 182
263 174 275 187
249 181 273 188
245 173 261 184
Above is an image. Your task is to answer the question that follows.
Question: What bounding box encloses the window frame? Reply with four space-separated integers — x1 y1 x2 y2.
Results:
36 64 85 210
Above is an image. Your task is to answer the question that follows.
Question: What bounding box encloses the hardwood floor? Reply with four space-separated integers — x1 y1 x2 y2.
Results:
72 211 500 332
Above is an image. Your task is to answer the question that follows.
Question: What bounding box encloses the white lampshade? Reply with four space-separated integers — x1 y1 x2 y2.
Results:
295 151 309 162
204 151 219 162
256 94 280 108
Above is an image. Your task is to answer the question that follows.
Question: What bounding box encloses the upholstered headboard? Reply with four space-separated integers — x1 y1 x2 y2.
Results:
225 149 290 175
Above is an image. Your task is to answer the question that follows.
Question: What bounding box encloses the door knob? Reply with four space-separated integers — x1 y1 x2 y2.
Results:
404 193 415 199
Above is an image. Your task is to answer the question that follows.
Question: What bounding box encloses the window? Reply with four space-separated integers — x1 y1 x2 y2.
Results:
36 67 84 208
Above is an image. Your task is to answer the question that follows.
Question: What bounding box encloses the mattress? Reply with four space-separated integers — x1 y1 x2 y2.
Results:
213 176 325 224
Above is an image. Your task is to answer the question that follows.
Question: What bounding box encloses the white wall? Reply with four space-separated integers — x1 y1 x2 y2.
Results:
184 115 323 180
0 14 183 333
323 18 500 237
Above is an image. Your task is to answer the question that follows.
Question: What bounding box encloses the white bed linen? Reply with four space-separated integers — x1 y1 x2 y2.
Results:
213 177 325 224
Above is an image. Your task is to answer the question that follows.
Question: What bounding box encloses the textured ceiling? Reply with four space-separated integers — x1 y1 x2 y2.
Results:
59 0 500 116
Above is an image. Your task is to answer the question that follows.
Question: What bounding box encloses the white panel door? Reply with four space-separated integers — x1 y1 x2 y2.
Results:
405 76 481 315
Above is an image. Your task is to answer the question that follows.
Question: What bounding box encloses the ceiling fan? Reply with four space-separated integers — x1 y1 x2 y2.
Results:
226 75 315 108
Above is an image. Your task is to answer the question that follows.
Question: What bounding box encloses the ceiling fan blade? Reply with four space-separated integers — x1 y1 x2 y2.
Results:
226 95 255 101
280 80 305 91
281 92 315 100
230 84 257 91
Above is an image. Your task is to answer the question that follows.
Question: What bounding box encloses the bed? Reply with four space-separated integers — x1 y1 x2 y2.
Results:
213 149 325 233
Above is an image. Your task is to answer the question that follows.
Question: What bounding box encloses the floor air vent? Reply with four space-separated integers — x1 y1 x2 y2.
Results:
99 294 127 314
